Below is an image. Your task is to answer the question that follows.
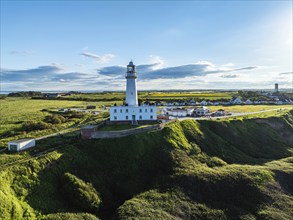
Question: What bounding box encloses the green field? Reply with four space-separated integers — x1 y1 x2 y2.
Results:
207 104 292 112
0 98 113 147
49 91 236 102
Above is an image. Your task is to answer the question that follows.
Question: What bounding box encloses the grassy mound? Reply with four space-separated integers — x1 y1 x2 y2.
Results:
0 111 292 219
61 172 101 213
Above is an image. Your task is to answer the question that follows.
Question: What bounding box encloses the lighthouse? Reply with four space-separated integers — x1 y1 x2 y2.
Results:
110 60 157 123
125 60 138 106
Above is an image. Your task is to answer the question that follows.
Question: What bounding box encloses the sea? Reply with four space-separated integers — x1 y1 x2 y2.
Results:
0 90 104 95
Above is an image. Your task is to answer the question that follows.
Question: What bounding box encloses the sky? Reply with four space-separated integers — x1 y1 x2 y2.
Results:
0 0 292 91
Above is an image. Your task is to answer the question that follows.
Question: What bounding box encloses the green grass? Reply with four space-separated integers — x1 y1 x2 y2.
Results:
0 98 111 148
44 91 236 102
0 110 292 219
207 105 292 113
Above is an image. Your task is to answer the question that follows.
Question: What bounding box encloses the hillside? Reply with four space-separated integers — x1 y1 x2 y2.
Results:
0 111 292 219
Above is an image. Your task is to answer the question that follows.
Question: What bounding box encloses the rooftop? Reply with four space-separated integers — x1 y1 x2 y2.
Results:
8 138 35 144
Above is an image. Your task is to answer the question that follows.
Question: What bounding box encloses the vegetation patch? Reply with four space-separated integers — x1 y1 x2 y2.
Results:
0 110 292 219
61 172 102 214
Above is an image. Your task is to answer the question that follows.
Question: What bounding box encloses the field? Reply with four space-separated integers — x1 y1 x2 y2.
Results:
143 91 235 100
0 98 113 147
49 91 236 102
207 105 292 113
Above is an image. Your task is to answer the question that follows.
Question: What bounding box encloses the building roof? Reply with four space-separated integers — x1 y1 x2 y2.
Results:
8 138 35 144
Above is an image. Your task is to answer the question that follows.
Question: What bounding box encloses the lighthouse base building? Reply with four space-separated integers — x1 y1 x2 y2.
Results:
110 61 157 124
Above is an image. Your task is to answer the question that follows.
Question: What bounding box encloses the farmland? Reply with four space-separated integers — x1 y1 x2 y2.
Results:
207 105 291 113
41 91 236 102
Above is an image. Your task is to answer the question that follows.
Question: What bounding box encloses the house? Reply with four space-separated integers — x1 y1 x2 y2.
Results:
8 139 36 152
230 97 242 104
188 99 197 106
155 101 162 106
43 93 61 98
245 99 252 105
200 100 208 106
213 109 225 116
275 101 283 105
195 106 209 116
165 108 194 117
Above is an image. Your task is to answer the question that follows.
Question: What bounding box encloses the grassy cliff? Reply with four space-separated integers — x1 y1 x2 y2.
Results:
0 111 292 219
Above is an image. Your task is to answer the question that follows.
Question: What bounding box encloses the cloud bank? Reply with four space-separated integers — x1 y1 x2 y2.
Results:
1 59 289 91
97 61 257 79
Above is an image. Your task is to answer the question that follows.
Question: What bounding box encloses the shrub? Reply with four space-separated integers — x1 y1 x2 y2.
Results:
22 121 51 131
42 212 99 220
44 114 66 124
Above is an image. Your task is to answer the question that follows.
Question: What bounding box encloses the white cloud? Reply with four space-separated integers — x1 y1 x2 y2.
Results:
148 55 165 70
80 52 115 63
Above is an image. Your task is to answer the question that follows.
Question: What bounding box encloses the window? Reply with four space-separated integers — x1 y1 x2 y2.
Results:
150 108 153 112
120 109 122 113
131 92 133 95
145 109 147 113
114 109 117 113
9 144 18 151
150 115 153 119
139 109 142 113
114 116 117 120
139 115 142 119
126 109 128 113
126 116 128 120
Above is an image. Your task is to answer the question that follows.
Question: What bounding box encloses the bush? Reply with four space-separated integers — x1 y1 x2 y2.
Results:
44 114 66 124
22 121 51 131
61 173 101 213
7 91 42 97
42 212 99 220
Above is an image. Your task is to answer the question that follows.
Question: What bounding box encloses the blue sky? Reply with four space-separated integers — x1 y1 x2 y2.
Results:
1 1 292 91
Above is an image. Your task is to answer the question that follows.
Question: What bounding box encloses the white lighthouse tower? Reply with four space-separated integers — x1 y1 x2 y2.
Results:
110 60 157 123
125 60 138 106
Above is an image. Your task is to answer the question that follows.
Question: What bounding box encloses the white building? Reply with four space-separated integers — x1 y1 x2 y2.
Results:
195 106 210 116
165 108 193 117
110 61 157 123
8 139 35 152
245 99 252 105
230 97 242 104
200 100 208 106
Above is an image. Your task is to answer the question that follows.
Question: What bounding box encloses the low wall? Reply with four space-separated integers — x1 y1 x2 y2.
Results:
91 124 162 139
106 120 158 125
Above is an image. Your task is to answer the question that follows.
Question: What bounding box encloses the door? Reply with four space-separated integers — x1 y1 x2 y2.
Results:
132 115 136 121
